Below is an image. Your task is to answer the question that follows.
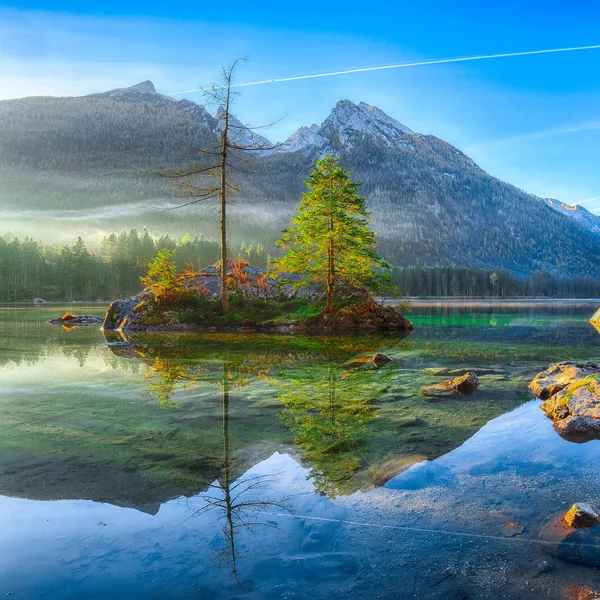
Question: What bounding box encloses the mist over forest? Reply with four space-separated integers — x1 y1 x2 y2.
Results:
1 82 599 296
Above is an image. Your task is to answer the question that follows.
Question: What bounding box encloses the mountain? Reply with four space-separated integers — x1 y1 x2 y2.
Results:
216 106 272 150
278 100 415 153
0 81 599 277
278 123 324 153
88 80 175 103
544 198 600 239
248 100 600 276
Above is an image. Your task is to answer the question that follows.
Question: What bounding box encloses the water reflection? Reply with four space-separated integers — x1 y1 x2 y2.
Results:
277 365 377 497
191 368 293 584
102 330 529 501
2 303 600 598
106 334 412 583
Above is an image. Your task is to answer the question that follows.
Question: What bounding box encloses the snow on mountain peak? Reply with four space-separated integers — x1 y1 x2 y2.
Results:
544 198 600 239
321 99 415 148
278 123 325 153
276 100 417 155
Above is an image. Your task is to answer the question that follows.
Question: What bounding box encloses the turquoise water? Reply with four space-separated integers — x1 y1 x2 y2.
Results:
1 302 599 599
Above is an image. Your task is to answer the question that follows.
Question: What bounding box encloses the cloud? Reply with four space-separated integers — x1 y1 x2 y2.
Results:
467 120 600 152
581 197 600 214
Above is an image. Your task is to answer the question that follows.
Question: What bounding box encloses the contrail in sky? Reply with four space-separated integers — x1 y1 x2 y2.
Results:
168 44 600 95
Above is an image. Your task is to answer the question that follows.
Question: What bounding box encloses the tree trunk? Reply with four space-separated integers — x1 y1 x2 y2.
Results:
326 221 334 312
220 92 230 313
220 368 238 579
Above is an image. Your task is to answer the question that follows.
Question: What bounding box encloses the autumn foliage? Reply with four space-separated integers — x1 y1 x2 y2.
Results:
139 250 207 308
227 259 271 298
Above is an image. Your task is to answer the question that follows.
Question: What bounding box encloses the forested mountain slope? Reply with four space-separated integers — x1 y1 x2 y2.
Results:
1 82 598 277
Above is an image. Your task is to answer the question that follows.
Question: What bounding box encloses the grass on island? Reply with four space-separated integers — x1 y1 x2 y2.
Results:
142 294 323 327
139 290 396 329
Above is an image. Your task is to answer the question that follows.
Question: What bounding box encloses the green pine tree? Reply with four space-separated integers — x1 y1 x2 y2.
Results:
275 155 389 312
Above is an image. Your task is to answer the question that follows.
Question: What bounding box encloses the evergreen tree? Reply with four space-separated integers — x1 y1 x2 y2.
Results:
140 249 185 308
275 155 389 312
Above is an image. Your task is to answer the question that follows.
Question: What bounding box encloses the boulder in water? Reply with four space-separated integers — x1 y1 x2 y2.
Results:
420 372 479 400
540 511 600 568
591 308 600 334
564 503 600 529
529 362 599 400
452 372 480 395
531 362 600 442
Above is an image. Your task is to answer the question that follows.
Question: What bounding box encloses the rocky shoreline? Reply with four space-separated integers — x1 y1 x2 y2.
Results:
101 299 414 334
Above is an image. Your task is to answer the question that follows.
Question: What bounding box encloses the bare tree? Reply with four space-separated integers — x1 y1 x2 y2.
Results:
168 363 294 587
162 57 277 313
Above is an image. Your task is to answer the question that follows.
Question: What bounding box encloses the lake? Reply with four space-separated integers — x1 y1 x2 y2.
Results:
1 301 599 599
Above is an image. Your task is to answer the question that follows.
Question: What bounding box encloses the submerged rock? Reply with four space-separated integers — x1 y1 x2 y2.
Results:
422 367 452 376
420 372 480 400
47 314 103 327
531 362 600 442
372 455 426 486
421 381 462 400
540 513 600 568
345 353 394 369
423 367 503 377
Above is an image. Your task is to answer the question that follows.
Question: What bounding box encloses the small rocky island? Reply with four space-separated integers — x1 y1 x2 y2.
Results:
103 156 413 335
102 263 413 334
48 313 104 327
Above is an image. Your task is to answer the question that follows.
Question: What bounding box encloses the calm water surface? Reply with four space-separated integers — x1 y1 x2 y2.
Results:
1 301 599 599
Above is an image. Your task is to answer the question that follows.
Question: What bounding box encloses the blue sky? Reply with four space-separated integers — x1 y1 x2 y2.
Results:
1 1 600 213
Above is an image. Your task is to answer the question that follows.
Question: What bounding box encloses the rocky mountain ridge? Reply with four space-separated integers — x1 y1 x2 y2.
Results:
544 198 600 239
0 80 599 277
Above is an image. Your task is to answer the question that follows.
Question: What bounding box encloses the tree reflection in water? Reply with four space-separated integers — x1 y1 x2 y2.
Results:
144 351 294 586
275 364 380 497
202 371 292 585
110 333 409 582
